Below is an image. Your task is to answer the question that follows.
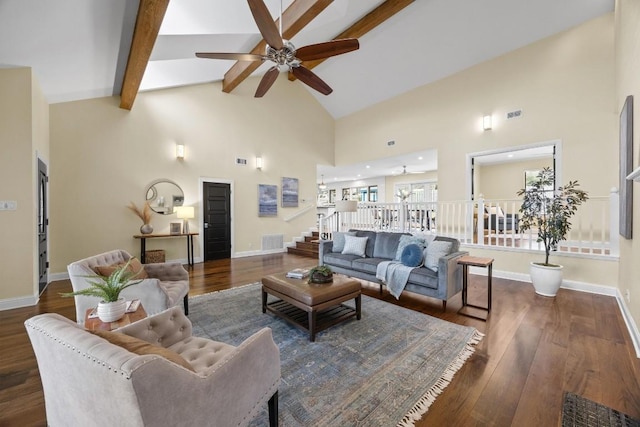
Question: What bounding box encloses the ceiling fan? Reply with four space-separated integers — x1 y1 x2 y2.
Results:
195 0 359 97
401 165 426 175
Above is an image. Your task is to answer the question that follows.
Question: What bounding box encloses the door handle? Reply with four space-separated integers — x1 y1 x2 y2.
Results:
204 222 209 229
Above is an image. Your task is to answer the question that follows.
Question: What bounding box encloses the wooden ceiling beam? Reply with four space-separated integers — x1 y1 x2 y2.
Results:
222 0 333 94
288 0 415 81
119 0 170 110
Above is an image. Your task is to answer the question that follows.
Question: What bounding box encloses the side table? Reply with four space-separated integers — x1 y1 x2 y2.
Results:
84 304 147 331
457 255 494 321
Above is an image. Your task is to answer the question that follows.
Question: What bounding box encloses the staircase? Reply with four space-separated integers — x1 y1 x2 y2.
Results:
287 231 320 259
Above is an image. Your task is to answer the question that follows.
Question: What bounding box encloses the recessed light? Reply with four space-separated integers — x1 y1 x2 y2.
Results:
366 165 370 169
418 156 423 160
507 154 514 158
357 174 361 177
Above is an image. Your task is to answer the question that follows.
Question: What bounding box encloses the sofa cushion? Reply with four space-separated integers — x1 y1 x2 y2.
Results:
372 232 406 259
351 257 390 275
424 241 452 272
352 230 378 258
91 329 194 372
94 258 149 280
395 235 426 260
342 235 368 257
406 267 439 289
323 253 362 269
401 244 423 267
332 231 357 253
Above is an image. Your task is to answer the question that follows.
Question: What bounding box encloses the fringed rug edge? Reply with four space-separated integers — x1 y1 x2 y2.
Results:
396 329 485 427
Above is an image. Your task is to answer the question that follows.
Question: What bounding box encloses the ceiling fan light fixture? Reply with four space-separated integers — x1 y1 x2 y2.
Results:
195 0 359 98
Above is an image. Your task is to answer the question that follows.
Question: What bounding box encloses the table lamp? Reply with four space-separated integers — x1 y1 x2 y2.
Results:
175 206 194 234
334 200 358 232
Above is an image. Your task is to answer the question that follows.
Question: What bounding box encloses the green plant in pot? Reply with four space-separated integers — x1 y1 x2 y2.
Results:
517 167 588 297
61 258 143 322
308 265 333 284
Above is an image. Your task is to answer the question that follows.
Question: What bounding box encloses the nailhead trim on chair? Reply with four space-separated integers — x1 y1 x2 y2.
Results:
25 322 142 379
239 379 280 426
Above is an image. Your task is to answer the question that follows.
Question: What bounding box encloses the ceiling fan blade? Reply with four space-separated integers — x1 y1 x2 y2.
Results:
247 0 284 50
196 52 265 62
295 39 360 62
255 66 280 98
291 66 333 95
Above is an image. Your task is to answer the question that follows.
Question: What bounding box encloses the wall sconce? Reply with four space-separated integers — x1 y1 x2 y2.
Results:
176 143 185 159
256 156 263 170
482 115 492 131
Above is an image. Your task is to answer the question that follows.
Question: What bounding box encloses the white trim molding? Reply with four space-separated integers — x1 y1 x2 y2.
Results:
0 295 39 311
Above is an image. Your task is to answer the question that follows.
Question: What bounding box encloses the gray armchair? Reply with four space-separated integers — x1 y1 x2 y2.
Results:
67 249 189 325
25 307 281 426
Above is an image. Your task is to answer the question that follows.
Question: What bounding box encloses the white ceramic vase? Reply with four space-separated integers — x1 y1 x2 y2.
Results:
97 298 127 322
529 262 563 297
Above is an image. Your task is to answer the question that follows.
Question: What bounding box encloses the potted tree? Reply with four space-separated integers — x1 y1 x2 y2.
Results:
517 167 588 296
62 258 143 322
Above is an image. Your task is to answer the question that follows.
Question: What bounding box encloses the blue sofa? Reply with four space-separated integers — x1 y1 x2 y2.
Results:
319 230 468 310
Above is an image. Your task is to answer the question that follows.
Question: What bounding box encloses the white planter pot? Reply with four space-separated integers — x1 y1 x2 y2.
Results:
529 262 563 297
97 298 127 322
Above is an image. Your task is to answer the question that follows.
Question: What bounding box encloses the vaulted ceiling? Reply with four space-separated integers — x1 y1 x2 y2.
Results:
0 0 613 119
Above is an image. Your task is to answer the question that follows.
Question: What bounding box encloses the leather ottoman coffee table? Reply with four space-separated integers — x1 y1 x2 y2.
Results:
261 273 361 341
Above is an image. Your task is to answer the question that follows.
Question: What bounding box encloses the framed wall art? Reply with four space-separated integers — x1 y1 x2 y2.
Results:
620 95 634 239
281 177 299 207
258 184 278 217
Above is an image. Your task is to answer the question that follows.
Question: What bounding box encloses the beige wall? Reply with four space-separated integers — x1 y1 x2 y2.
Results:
49 75 334 274
476 158 553 200
616 0 640 335
0 67 48 302
335 17 618 287
336 14 616 203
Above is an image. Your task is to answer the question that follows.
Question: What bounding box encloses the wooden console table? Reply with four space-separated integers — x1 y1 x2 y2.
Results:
133 232 198 266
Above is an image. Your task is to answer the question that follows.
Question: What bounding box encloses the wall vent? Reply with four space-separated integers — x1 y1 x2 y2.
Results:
506 109 523 120
262 234 284 250
236 158 247 165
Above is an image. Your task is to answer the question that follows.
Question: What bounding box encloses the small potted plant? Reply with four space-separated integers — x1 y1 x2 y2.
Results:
61 258 143 322
517 167 588 297
308 265 333 284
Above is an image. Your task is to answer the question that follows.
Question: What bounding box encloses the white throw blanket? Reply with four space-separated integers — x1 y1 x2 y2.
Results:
376 261 415 299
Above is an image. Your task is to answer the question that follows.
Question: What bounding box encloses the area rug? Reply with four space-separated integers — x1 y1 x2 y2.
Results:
189 283 483 427
562 392 640 427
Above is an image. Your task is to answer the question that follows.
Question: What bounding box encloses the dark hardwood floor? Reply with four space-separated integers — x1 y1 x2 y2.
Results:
1 253 639 426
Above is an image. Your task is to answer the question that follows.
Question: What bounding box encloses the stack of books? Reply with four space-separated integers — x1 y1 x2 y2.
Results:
286 268 310 279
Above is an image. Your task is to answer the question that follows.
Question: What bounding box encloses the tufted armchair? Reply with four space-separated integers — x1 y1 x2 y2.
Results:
67 249 190 325
25 307 281 427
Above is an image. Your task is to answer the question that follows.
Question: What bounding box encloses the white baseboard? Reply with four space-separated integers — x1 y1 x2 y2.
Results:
0 295 39 311
615 290 640 358
469 267 638 357
233 248 286 258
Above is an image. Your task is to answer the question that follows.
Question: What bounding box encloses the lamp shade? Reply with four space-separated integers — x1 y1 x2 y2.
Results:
335 200 358 213
175 206 194 219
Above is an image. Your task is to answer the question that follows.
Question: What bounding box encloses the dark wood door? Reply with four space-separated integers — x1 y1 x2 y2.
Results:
37 158 48 294
203 182 231 260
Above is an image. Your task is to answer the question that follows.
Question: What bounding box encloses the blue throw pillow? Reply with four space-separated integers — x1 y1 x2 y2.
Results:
401 244 423 267
395 235 426 260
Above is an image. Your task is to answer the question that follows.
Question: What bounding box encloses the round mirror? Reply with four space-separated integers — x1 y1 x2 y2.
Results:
145 179 184 215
